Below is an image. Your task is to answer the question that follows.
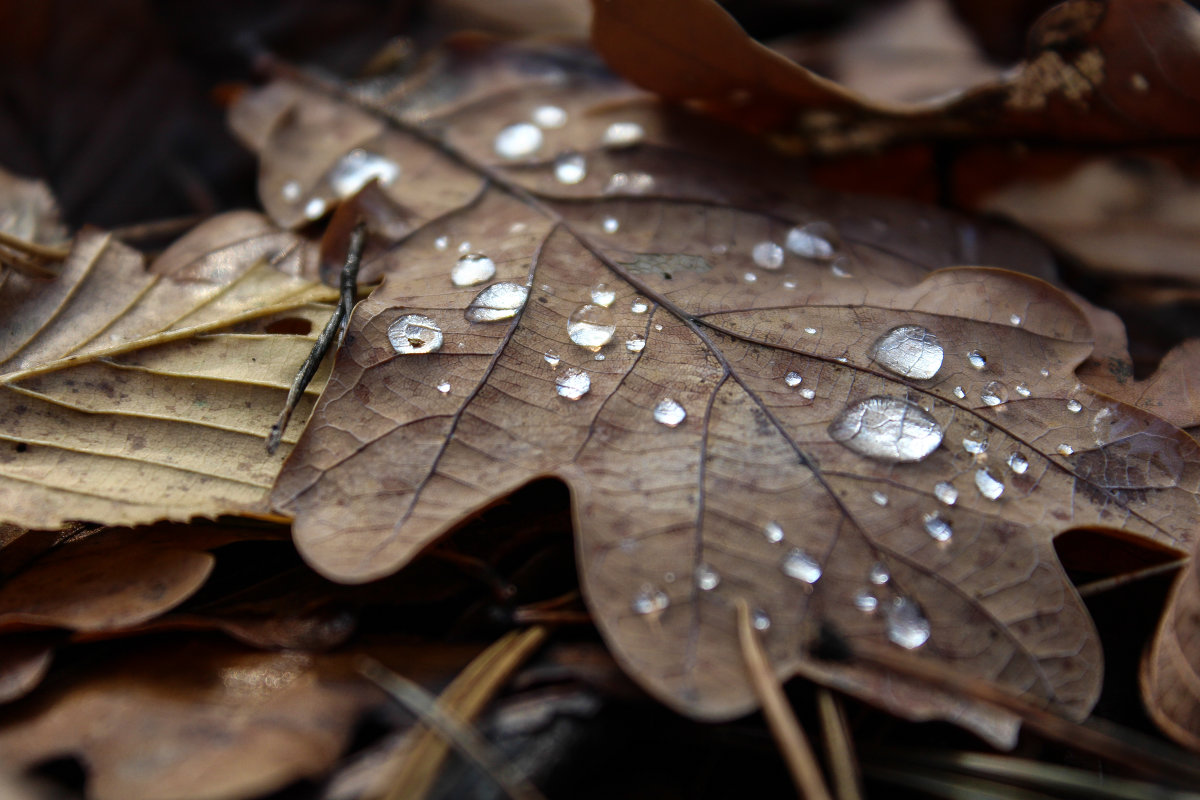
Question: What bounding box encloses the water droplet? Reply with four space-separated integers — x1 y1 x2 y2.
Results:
1057 443 1075 456
871 491 889 506
458 241 472 254
281 180 301 202
804 327 818 336
328 149 400 197
465 283 530 322
304 197 327 220
744 272 758 282
654 324 663 331
975 467 1005 500
604 171 655 194
870 325 944 380
763 521 784 543
800 388 816 400
450 253 496 287
782 280 797 289
1130 72 1150 92
532 104 567 128
436 381 451 394
1040 368 1051 378
632 585 669 614
1009 313 1023 326
923 512 953 542
830 257 852 278
567 304 616 348
590 283 616 307
653 398 687 427
603 216 620 233
494 122 543 159
784 371 803 387
934 481 958 506
752 609 771 630
953 386 966 399
630 297 649 314
544 351 560 367
712 244 728 255
594 353 606 361
625 334 646 353
1007 451 1029 474
886 597 931 649
981 381 1008 406
854 592 878 612
827 396 943 463
555 368 591 400
603 121 645 147
1015 383 1031 398
752 241 784 269
869 562 891 584
962 429 988 454
387 314 443 354
695 564 720 591
434 236 449 251
781 548 822 583
1066 399 1083 413
967 350 987 370
553 152 587 185
785 222 840 260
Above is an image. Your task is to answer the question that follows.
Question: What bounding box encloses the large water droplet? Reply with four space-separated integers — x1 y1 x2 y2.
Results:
975 468 1005 500
450 253 496 287
632 585 669 614
567 304 616 348
781 548 822 583
752 241 784 269
494 122 543 159
388 314 443 354
828 396 943 463
1007 451 1029 474
981 381 1008 406
784 371 803 387
532 105 567 128
785 222 840 260
590 283 616 307
603 216 620 233
603 121 645 147
923 512 953 542
328 149 400 197
869 562 890 584
465 283 530 322
1066 398 1083 414
555 368 591 400
886 597 931 649
630 297 649 314
934 481 958 506
554 152 587 185
763 521 784 543
870 325 944 380
967 350 987 370
962 429 988 454
695 564 720 591
625 334 646 353
653 398 686 427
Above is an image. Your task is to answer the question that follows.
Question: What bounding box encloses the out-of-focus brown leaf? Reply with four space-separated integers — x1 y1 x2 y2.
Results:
0 213 337 529
247 45 1199 742
1143 544 1200 752
0 634 56 704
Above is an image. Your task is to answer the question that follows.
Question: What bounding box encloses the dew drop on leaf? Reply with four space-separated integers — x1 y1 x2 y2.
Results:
800 388 816 400
458 241 472 254
450 253 496 287
436 381 450 394
387 314 443 355
531 104 567 128
784 371 803 387
752 609 771 630
830 258 852 278
653 398 686 427
590 283 616 307
494 122 543 159
752 241 784 269
869 562 891 584
1066 399 1083 413
934 481 958 506
783 280 797 289
1057 443 1075 456
871 491 889 506
567 304 616 348
602 121 645 147
781 548 822 583
1009 314 1023 326
854 591 878 612
695 564 720 591
555 368 591 400
975 468 1005 500
1040 368 1051 378
304 197 327 220
1015 383 1031 398
553 152 587 185
544 351 560 367
981 381 1008 406
625 334 646 353
785 221 840 260
886 598 931 649
604 171 654 194
1007 451 1029 474
962 428 988 454
632 585 669 615
967 350 987 369
827 396 943 463
281 180 301 203
869 325 944 380
603 216 620 233
464 283 530 322
434 236 449 251
743 272 758 282
804 326 818 335
328 149 399 197
923 511 953 542
953 386 966 399
763 521 784 543
630 296 649 314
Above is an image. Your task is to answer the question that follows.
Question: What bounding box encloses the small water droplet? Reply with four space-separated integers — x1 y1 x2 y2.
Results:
434 236 449 251
544 351 560 367
1009 313 1023 326
752 609 771 630
465 283 530 322
555 368 591 400
450 253 496 287
654 324 663 331
1039 367 1050 378
923 512 953 542
975 468 1005 500
743 272 758 283
870 325 944 380
567 304 616 348
603 216 620 233
752 241 784 269
785 222 840 260
653 398 686 427
532 104 567 128
828 396 944 463
830 257 852 278
967 350 987 370
594 353 606 361
854 591 878 612
304 197 327 220
871 491 889 506
604 172 655 194
1066 399 1083 413
281 180 301 202
632 585 669 614
886 597 931 649
1015 383 1031 398
953 386 966 399
962 429 988 454
590 283 616 307
695 564 720 591
763 521 784 543
328 149 400 197
553 152 587 185
934 481 958 506
1007 451 1029 474
782 280 797 289
1130 72 1150 92
437 381 451 394
387 314 443 354
625 334 646 353
784 371 803 387
869 562 890 584
458 241 472 254
603 121 645 147
1057 443 1075 456
981 381 1008 406
630 297 649 314
494 122 543 159
804 327 818 335
800 388 816 400
712 244 728 255
781 548 822 583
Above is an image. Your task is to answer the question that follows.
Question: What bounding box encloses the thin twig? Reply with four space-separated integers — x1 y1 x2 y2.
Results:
816 688 863 800
736 600 834 800
1075 559 1185 598
0 229 70 261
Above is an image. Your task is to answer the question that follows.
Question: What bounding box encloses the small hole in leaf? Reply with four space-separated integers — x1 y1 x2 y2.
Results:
15 443 27 453
265 317 313 335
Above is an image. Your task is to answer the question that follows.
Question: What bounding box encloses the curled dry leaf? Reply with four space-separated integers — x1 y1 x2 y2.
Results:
250 44 1198 739
0 213 337 529
1143 543 1200 751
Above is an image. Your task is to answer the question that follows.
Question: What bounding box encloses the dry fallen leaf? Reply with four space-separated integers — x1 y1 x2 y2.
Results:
1143 539 1200 752
235 43 1200 742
